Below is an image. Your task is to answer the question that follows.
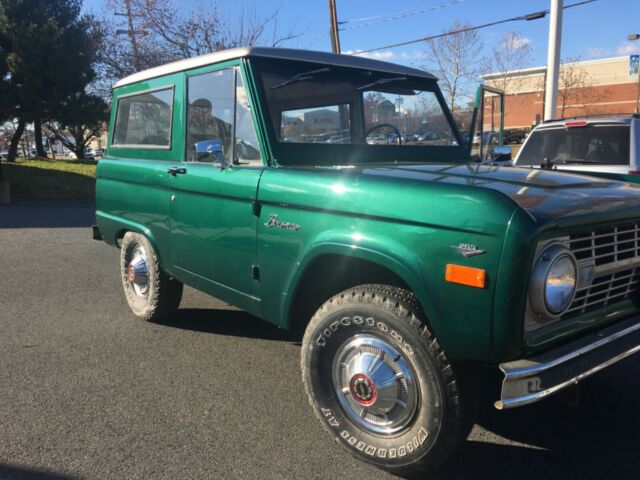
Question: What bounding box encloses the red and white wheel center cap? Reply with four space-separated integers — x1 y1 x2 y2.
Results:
127 263 136 282
350 373 377 406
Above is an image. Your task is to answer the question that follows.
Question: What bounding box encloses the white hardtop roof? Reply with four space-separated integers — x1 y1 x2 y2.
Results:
113 47 436 88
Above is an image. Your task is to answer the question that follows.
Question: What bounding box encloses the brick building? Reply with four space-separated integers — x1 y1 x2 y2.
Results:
483 55 640 129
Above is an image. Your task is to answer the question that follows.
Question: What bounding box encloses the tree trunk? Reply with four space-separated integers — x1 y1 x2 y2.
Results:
73 130 85 160
49 138 56 159
7 119 26 163
34 120 47 158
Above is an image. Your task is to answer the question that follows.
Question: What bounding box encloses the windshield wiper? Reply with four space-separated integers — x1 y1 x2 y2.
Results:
271 67 331 90
358 76 407 91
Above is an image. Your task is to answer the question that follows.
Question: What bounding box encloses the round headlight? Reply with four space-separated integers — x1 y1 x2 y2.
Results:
544 254 577 313
530 244 577 319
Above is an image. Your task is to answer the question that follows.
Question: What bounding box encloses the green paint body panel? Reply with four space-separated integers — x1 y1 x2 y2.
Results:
97 50 640 366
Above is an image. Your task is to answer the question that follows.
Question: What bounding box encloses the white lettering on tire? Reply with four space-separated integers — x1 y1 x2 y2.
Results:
337 428 429 459
315 315 414 354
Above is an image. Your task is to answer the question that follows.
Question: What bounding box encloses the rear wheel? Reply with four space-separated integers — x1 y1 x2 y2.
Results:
120 232 182 321
301 284 470 476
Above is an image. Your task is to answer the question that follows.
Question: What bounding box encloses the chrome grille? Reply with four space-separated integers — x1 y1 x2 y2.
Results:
569 224 640 266
565 267 640 315
565 224 640 317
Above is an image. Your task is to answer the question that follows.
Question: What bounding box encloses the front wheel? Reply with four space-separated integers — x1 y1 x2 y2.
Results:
301 285 470 476
120 232 183 321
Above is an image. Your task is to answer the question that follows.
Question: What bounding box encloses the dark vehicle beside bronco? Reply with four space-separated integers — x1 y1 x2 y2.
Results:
95 47 640 475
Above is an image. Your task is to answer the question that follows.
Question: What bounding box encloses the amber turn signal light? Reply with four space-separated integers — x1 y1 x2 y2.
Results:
445 264 486 288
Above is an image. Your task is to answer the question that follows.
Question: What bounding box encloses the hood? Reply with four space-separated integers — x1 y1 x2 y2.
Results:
355 163 640 224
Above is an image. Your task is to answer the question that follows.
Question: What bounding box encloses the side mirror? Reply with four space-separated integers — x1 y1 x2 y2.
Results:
195 139 223 160
195 139 231 169
492 146 512 164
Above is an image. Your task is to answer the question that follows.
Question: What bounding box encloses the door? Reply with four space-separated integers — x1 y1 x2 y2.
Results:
168 66 265 311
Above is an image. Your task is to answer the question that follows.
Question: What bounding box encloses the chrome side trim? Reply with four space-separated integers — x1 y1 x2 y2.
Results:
496 318 640 410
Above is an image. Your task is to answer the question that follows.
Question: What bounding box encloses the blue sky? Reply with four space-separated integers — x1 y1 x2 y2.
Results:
85 0 640 70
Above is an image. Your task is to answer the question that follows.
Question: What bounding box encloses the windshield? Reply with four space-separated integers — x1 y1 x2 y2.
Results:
517 124 630 166
252 58 465 165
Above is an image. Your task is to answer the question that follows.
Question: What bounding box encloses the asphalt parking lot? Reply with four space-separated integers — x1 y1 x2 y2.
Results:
2 201 640 480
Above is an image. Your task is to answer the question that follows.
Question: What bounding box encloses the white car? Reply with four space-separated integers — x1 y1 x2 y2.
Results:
514 115 639 175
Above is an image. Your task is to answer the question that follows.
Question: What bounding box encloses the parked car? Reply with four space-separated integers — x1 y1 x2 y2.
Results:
95 47 640 476
0 151 7 160
503 128 528 144
470 131 501 159
94 148 104 157
84 148 96 160
514 115 638 175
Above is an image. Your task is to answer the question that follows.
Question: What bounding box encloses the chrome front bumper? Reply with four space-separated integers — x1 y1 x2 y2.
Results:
496 317 640 410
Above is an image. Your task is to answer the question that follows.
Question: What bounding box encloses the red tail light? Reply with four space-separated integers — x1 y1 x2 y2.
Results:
564 121 588 127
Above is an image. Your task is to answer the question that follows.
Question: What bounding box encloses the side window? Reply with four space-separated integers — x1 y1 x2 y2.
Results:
112 88 173 147
186 69 234 163
235 71 263 166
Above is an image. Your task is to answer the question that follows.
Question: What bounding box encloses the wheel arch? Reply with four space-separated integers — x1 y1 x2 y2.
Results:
96 211 166 266
285 243 439 338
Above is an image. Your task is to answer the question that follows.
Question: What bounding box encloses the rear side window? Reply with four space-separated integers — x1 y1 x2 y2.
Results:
112 88 174 148
518 125 630 166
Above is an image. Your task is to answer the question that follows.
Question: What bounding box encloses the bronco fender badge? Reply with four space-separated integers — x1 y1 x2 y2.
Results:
264 214 301 231
451 243 486 258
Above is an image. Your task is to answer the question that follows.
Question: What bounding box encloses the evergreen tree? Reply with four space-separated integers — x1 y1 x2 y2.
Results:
0 0 100 161
44 92 108 160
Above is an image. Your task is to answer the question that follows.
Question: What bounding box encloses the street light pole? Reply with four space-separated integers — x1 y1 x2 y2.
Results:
629 34 640 113
544 0 563 121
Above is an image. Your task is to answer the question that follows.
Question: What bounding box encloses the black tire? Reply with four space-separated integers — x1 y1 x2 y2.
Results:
301 284 470 476
120 232 183 321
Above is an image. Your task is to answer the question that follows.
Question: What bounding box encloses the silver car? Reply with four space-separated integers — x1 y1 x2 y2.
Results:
514 115 639 175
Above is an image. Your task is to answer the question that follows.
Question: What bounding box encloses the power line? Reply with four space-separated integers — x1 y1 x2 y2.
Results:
340 0 467 31
350 0 598 55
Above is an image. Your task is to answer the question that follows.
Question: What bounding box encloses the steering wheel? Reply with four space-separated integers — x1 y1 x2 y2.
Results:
363 123 403 145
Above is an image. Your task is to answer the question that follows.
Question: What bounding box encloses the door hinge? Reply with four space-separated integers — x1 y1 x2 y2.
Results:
252 201 262 217
251 265 260 281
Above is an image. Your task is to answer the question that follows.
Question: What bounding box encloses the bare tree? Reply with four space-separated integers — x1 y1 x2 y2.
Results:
94 0 301 96
557 57 610 118
487 32 532 94
421 21 487 113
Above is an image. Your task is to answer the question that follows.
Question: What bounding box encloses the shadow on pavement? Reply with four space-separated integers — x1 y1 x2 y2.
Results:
154 307 640 479
0 201 94 228
151 307 295 342
0 463 81 480
421 358 640 480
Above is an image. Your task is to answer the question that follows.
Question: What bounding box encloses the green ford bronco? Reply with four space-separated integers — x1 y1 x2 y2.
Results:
95 47 640 475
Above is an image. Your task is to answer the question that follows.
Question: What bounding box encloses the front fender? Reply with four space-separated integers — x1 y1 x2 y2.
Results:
276 227 500 362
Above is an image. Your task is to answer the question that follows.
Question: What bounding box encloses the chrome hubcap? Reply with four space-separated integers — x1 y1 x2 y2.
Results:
332 335 418 435
127 245 149 297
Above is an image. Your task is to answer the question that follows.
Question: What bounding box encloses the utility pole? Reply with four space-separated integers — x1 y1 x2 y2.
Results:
544 0 563 121
115 0 146 71
329 0 341 54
